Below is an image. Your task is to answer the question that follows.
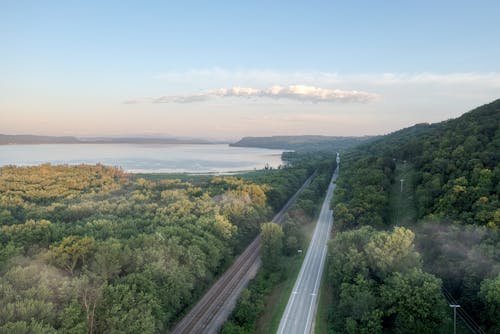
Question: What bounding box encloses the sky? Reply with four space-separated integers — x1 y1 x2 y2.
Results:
1 0 499 140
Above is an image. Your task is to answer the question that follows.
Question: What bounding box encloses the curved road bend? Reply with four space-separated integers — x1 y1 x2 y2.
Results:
171 172 316 334
277 163 339 334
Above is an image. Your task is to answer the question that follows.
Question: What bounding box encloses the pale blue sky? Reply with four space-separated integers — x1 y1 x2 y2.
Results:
1 1 499 138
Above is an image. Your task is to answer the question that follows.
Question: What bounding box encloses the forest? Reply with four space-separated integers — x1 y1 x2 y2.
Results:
0 151 329 333
327 99 500 333
231 135 372 152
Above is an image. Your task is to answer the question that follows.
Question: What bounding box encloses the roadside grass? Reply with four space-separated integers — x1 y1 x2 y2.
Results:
315 255 333 334
254 254 304 333
389 162 417 226
254 220 318 333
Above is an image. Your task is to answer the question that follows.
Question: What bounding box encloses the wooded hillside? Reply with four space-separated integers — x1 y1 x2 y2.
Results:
326 99 500 333
231 135 372 152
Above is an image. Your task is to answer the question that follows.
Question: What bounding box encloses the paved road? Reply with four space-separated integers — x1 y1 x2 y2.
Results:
277 164 339 334
170 172 316 334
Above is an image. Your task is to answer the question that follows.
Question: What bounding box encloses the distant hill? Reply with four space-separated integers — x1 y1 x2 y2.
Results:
0 134 214 145
0 134 81 145
347 99 500 221
358 99 499 170
231 135 373 151
79 137 213 144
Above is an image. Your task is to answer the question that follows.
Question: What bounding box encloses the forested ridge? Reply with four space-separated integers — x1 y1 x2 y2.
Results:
0 134 211 145
231 135 372 152
0 154 323 333
327 99 500 333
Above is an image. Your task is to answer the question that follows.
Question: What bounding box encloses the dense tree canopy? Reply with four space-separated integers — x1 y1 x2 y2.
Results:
327 100 500 333
0 158 322 333
328 226 447 333
357 99 500 227
0 149 336 333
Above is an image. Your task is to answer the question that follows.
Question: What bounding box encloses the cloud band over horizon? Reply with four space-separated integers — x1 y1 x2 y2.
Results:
124 85 379 104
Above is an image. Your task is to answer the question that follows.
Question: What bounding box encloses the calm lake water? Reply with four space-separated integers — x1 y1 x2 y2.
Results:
0 144 286 173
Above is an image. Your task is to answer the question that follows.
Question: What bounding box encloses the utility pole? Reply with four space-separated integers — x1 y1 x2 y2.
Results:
450 304 460 334
400 178 404 193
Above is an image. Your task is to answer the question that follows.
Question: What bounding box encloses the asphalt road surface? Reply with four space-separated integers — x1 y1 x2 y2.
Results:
277 164 338 334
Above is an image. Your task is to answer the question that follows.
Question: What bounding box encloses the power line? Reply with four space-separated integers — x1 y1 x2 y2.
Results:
441 286 486 334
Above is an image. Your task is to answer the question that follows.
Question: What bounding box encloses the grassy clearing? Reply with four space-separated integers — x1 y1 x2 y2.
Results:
389 162 417 226
388 164 471 333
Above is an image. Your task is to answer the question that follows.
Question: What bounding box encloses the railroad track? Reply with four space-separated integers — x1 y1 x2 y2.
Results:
170 172 316 334
172 237 261 333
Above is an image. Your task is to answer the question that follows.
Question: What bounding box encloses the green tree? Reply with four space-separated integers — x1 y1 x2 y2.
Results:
338 275 382 334
366 227 420 278
327 226 447 333
260 222 284 271
333 203 355 229
232 289 261 327
73 274 105 334
479 273 500 333
1 219 53 247
50 236 94 275
381 268 447 333
97 282 159 334
220 322 250 334
0 321 58 334
59 300 87 334
90 239 130 281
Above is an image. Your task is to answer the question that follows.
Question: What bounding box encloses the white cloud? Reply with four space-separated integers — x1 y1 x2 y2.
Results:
127 85 378 104
153 94 211 103
253 85 377 103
